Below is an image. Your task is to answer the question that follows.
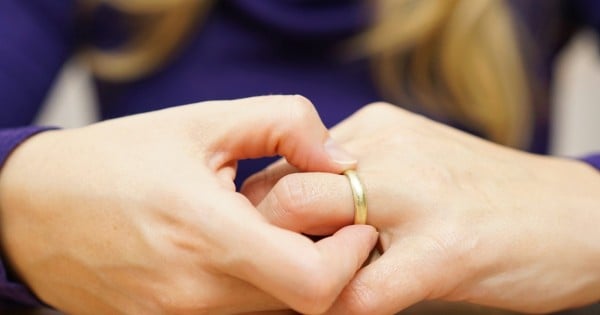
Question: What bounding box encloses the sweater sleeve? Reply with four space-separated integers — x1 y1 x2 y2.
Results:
0 1 78 127
581 154 600 171
0 0 78 306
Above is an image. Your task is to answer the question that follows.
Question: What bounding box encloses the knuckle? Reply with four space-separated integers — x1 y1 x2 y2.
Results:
270 174 312 221
285 94 317 126
362 102 418 122
298 285 338 314
303 281 338 314
266 95 317 158
355 102 402 127
362 102 397 115
289 94 314 111
292 258 339 314
359 102 433 138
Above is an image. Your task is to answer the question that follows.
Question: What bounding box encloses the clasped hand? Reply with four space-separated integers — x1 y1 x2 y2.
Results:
0 95 376 315
1 97 599 315
244 103 600 314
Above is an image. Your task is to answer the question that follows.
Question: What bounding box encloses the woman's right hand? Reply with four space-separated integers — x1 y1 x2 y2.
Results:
0 95 378 315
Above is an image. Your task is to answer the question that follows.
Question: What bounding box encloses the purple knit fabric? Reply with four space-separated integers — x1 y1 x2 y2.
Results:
582 154 600 171
0 127 53 168
0 258 39 306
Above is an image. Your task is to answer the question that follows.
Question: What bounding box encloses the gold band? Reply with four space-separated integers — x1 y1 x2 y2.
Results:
343 170 368 225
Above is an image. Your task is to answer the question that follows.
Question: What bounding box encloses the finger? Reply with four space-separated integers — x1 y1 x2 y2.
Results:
325 239 443 315
201 95 357 174
227 214 378 315
252 172 355 235
241 159 297 206
265 225 378 315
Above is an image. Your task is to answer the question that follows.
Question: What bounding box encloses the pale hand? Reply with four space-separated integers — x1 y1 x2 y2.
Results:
243 103 600 314
0 96 378 315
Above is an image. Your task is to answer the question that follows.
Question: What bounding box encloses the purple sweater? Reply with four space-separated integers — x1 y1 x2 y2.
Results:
1 0 600 306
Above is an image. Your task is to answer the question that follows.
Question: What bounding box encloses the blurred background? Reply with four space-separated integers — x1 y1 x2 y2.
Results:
37 30 600 158
5 3 600 315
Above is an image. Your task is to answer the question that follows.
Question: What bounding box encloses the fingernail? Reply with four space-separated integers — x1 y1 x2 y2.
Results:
324 137 357 167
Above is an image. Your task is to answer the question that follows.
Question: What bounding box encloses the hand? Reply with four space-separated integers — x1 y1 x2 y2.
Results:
242 103 600 314
0 95 378 315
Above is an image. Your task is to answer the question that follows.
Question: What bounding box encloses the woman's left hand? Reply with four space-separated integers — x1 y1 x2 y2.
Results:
242 103 600 314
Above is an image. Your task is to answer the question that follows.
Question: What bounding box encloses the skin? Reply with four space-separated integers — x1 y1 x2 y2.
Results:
243 103 600 315
0 95 378 315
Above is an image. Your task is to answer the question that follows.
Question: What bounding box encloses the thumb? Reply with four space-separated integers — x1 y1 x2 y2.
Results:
202 95 357 174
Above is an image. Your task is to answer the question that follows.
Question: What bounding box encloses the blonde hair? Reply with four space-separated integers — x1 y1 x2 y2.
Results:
360 0 531 147
83 0 531 147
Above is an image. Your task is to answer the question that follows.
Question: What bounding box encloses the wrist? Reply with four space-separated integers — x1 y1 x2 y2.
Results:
0 130 61 291
0 130 56 220
0 129 61 305
463 153 600 312
0 127 58 218
567 158 600 290
533 156 600 307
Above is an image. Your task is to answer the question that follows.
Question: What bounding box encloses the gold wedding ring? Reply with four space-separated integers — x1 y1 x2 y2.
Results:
343 170 368 225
